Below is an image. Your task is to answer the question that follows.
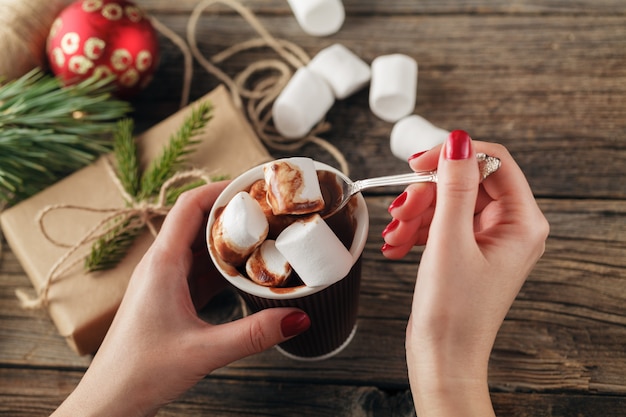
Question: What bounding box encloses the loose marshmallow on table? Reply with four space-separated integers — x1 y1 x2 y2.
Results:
369 54 418 122
275 214 353 288
246 240 293 287
212 191 269 266
390 114 449 160
264 157 325 215
308 44 371 100
272 66 334 139
286 0 345 37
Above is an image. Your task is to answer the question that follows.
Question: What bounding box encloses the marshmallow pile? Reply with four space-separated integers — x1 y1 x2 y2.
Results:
211 157 354 289
272 43 448 162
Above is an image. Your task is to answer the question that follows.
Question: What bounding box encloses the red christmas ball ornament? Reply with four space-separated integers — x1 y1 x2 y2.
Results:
46 0 159 98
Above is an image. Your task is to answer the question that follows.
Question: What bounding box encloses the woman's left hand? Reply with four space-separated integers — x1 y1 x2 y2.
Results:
52 181 310 417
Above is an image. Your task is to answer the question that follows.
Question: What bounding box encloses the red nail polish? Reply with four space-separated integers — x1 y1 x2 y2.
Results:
388 192 407 212
408 151 427 162
445 130 471 160
382 219 399 237
381 243 394 253
281 312 311 338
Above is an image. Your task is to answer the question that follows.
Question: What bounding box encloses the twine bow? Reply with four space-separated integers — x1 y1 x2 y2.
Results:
16 157 212 309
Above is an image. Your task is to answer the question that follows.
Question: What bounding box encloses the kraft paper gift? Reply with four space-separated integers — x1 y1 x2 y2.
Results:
0 85 270 354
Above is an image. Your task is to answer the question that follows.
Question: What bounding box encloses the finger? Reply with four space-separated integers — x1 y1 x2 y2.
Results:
383 205 434 246
388 182 436 221
155 181 230 254
428 130 480 248
199 308 310 369
473 143 536 207
382 223 430 260
407 144 442 172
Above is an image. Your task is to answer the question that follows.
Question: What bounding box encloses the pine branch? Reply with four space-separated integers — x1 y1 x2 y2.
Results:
139 101 213 200
86 100 215 272
113 119 140 198
84 219 144 272
0 69 131 205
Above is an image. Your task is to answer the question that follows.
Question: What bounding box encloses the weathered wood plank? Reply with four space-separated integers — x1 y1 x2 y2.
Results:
1 367 625 417
138 0 626 15
130 13 626 198
2 198 625 393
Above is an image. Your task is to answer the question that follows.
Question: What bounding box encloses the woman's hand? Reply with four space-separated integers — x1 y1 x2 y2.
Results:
52 181 310 417
382 131 549 416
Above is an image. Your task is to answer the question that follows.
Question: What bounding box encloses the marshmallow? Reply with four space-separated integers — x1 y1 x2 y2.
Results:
286 0 345 37
212 191 269 266
248 179 294 238
275 214 353 287
390 115 449 160
307 44 371 100
369 54 418 122
246 240 292 287
273 67 335 139
264 157 325 215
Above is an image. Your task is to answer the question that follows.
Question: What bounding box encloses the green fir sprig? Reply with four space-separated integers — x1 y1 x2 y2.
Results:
0 69 132 206
139 101 212 199
85 101 214 272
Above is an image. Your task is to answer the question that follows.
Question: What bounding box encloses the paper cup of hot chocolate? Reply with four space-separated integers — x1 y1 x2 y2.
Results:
207 160 369 360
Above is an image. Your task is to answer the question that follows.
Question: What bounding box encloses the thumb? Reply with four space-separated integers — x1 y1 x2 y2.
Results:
201 308 310 369
430 130 479 246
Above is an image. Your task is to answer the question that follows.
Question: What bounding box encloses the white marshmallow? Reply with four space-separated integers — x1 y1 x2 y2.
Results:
246 240 292 287
275 214 353 288
264 157 324 215
286 0 345 37
369 54 418 122
390 115 449 160
272 66 335 139
214 191 269 265
307 44 371 100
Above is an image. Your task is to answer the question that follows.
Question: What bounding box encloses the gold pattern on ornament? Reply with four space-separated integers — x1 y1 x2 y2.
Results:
68 55 95 75
136 51 153 72
61 32 80 55
84 38 106 60
125 6 143 22
49 18 62 39
111 49 132 71
83 0 103 13
51 48 65 67
119 68 139 87
93 65 114 80
103 3 123 20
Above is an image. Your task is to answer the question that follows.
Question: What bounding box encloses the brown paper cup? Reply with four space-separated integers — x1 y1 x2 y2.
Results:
207 160 369 360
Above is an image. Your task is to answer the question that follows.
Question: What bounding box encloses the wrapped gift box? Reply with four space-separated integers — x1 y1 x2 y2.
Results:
0 85 270 355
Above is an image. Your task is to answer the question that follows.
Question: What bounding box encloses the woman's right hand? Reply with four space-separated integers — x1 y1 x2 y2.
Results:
382 131 549 417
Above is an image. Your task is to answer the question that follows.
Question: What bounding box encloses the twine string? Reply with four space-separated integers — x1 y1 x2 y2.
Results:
16 157 212 309
182 0 349 174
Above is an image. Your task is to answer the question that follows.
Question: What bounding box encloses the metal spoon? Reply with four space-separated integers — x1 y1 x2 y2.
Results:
322 153 501 218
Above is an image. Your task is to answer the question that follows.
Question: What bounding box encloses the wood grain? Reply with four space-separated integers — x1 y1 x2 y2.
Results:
132 12 626 198
1 0 625 415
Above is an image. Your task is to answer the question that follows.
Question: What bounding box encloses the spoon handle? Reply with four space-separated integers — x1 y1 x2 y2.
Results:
351 171 438 194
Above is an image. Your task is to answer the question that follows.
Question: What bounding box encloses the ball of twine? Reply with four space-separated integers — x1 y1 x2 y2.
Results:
0 0 71 80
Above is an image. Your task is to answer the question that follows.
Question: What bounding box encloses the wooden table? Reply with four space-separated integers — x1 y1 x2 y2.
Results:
2 1 625 415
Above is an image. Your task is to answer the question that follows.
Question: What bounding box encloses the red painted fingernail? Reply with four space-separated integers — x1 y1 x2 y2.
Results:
281 311 311 338
445 130 471 160
388 192 407 212
382 219 399 238
408 151 427 162
381 243 395 253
